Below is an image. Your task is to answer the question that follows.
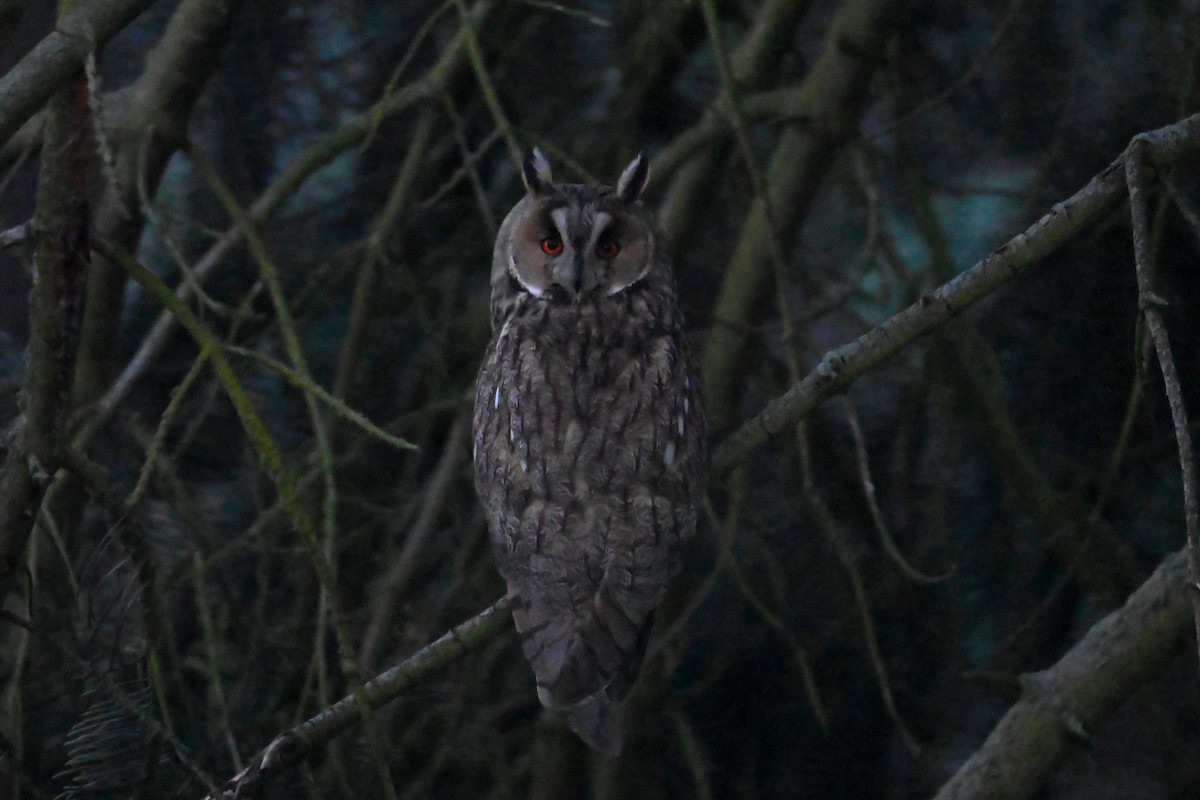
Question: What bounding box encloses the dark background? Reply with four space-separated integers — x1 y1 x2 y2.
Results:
0 1 1197 797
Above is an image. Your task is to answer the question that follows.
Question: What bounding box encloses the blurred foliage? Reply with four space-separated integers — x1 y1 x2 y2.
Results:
0 0 1198 798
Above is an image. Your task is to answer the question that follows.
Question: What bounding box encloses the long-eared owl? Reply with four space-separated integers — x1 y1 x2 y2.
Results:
472 149 708 755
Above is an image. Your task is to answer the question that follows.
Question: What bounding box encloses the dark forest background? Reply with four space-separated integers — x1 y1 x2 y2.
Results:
0 0 1197 798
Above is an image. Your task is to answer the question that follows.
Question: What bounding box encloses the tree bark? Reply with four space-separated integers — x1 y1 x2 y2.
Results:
934 550 1192 800
701 0 907 432
0 0 157 149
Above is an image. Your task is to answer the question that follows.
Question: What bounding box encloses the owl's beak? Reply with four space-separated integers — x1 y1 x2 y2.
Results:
549 251 591 297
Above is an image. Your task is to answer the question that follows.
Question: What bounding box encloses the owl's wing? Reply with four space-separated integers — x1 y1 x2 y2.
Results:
539 335 704 708
474 328 705 753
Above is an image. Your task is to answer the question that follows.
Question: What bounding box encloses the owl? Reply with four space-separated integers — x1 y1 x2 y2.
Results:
472 149 708 755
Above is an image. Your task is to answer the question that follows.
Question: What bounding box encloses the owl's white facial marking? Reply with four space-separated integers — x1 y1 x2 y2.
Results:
591 211 613 246
547 206 596 295
550 208 571 244
494 385 501 409
509 250 544 298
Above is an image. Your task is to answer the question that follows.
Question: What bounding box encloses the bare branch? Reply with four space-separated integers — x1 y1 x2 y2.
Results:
933 550 1192 799
713 110 1200 474
74 0 247 406
0 22 91 601
1125 137 1200 671
0 0 157 149
88 0 496 434
701 0 907 430
206 598 513 800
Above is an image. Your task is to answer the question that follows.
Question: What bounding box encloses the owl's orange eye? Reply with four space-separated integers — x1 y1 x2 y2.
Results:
595 240 619 259
541 236 563 256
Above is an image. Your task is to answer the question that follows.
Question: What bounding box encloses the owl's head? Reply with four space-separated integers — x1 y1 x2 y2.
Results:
492 149 664 313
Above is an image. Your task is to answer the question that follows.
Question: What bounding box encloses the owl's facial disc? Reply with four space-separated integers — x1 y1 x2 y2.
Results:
508 196 651 302
508 205 571 300
594 211 651 296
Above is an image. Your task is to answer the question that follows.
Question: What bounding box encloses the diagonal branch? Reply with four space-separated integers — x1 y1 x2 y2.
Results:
713 110 1200 475
933 550 1192 800
87 0 495 435
204 598 513 800
701 0 907 430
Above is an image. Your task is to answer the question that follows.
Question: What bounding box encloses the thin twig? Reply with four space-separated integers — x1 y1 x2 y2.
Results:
874 0 1027 137
1162 174 1200 250
359 415 469 668
512 0 611 27
225 345 417 453
840 397 953 584
89 1 496 434
671 710 714 800
452 0 521 168
439 92 498 235
1124 137 1200 670
796 423 919 756
334 108 437 401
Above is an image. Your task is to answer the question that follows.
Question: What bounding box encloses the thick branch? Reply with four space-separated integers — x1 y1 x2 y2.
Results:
657 0 813 246
933 550 1192 800
74 0 246 405
0 0 156 149
88 0 494 432
0 35 90 602
701 0 907 430
713 111 1200 474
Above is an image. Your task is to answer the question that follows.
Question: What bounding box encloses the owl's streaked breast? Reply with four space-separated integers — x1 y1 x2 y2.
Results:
476 293 700 516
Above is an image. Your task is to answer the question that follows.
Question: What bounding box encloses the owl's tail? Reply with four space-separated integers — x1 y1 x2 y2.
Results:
512 579 654 754
544 580 653 708
565 690 623 756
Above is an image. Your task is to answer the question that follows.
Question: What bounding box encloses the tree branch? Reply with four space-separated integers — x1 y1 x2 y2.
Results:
0 14 90 604
713 110 1200 474
204 598 513 800
0 0 157 149
933 550 1192 800
701 0 907 430
86 0 495 435
73 0 246 406
1125 136 1200 669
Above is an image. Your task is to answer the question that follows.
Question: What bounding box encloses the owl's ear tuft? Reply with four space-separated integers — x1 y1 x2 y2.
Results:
522 148 554 194
615 152 649 203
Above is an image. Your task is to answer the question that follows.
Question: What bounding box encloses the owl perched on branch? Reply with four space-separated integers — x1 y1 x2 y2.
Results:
472 149 708 755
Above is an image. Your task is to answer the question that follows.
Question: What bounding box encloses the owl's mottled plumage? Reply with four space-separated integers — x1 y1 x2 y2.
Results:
472 150 707 755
